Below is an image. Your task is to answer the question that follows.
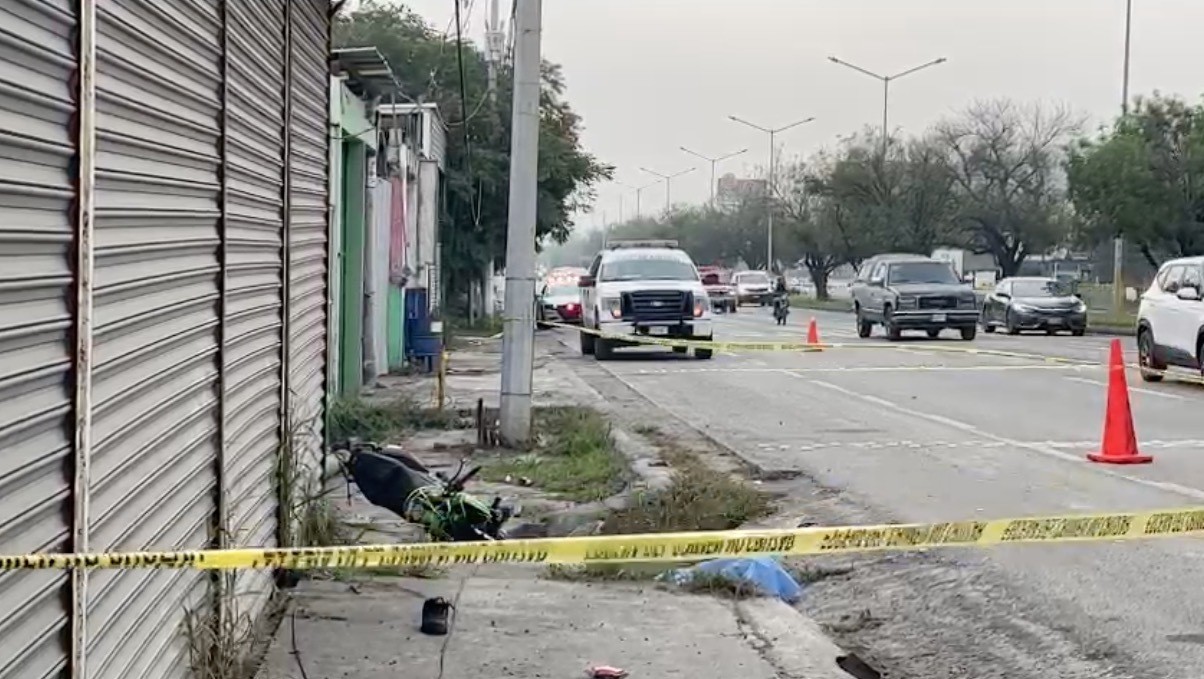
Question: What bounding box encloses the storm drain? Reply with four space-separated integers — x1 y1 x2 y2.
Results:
836 653 883 679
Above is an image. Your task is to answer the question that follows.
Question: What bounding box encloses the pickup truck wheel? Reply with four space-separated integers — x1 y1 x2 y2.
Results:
926 328 941 339
884 308 902 342
694 347 714 360
672 345 688 354
595 337 614 361
580 328 596 355
856 308 872 338
960 326 977 341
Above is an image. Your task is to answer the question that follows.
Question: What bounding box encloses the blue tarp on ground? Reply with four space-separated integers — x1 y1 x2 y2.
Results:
660 556 804 603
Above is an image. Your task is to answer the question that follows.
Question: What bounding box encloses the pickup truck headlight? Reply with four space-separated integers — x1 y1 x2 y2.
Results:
693 295 709 318
1013 303 1037 313
897 295 917 310
1074 300 1087 313
601 297 622 319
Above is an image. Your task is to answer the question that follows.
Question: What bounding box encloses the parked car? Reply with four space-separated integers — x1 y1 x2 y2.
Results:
536 282 584 327
980 277 1087 336
732 270 773 306
850 255 979 341
1136 255 1204 382
579 240 713 360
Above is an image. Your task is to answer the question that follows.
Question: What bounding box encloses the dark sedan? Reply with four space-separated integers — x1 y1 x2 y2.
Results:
980 277 1088 336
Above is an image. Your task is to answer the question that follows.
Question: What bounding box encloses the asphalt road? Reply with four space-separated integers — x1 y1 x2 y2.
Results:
550 307 1204 679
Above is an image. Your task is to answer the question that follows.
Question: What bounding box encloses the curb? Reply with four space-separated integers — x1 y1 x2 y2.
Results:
738 598 863 679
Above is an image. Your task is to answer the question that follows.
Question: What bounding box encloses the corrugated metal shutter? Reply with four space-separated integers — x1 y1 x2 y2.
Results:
88 3 222 679
287 0 330 473
0 3 77 679
223 0 286 614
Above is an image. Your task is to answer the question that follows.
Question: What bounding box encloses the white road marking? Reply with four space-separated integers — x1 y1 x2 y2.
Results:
1062 375 1188 401
796 375 1204 502
754 438 1204 452
622 364 1099 376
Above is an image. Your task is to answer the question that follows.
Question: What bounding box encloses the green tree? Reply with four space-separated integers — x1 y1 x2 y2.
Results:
335 2 612 310
935 99 1081 276
1067 93 1204 269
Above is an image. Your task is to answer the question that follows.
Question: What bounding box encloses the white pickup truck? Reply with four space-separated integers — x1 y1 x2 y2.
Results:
578 240 714 360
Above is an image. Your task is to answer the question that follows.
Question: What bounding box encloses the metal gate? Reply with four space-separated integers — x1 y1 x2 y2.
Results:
87 1 223 677
0 2 79 679
287 0 331 473
0 1 331 679
223 0 288 622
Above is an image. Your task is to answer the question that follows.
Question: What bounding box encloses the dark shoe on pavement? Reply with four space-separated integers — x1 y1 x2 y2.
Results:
420 597 452 636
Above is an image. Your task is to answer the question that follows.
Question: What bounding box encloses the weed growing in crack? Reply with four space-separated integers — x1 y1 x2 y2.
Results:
328 395 465 443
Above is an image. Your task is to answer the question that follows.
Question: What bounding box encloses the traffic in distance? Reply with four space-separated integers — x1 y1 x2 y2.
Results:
535 243 1204 374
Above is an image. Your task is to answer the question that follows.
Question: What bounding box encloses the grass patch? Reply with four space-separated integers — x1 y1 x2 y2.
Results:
1088 310 1136 332
447 314 504 337
328 395 463 443
601 452 771 535
549 446 773 583
788 294 852 313
480 407 628 502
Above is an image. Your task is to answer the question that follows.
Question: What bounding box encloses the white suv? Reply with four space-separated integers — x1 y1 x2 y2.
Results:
1136 255 1204 381
578 240 714 360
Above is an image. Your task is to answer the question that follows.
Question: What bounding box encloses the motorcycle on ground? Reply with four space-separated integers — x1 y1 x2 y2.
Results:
338 438 518 542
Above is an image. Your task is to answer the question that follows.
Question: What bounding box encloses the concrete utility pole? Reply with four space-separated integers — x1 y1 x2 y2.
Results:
827 56 947 157
1113 0 1133 314
680 146 749 205
727 115 816 272
639 166 695 213
499 0 541 444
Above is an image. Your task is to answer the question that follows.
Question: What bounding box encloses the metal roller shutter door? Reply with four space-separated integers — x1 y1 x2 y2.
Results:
88 2 221 679
223 0 286 614
287 0 330 471
0 3 77 679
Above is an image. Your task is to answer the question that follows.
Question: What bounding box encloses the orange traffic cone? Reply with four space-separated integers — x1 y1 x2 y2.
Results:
806 317 821 350
1086 339 1152 464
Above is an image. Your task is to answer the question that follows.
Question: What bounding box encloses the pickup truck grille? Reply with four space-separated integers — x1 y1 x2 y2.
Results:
622 290 691 321
918 296 957 310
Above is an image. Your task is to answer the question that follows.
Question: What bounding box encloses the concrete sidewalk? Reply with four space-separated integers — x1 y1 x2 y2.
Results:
261 568 852 679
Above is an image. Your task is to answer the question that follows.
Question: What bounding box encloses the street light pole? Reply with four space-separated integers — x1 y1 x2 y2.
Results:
827 55 947 157
1114 0 1133 314
639 166 696 213
680 146 749 205
727 115 816 271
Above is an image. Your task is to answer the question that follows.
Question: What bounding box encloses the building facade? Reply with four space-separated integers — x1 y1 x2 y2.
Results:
0 2 333 679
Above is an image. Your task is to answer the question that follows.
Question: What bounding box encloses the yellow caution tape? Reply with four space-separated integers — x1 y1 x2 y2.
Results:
5 505 1204 570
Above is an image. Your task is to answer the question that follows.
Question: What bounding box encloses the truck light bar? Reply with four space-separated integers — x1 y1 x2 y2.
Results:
606 239 679 250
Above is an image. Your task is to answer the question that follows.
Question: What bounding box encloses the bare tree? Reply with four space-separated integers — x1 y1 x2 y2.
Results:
935 99 1083 276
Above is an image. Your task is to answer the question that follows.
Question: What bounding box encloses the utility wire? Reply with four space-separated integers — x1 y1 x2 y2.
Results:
453 0 483 225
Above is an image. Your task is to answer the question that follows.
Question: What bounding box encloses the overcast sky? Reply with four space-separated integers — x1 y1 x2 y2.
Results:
368 1 1204 228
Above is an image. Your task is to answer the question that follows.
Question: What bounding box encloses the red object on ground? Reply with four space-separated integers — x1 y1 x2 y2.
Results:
806 317 821 347
1086 339 1152 465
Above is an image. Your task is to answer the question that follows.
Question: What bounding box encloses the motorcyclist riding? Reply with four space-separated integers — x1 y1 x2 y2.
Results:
772 275 789 325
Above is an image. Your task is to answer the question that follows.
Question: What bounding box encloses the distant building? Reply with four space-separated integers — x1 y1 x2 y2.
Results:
716 173 768 207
